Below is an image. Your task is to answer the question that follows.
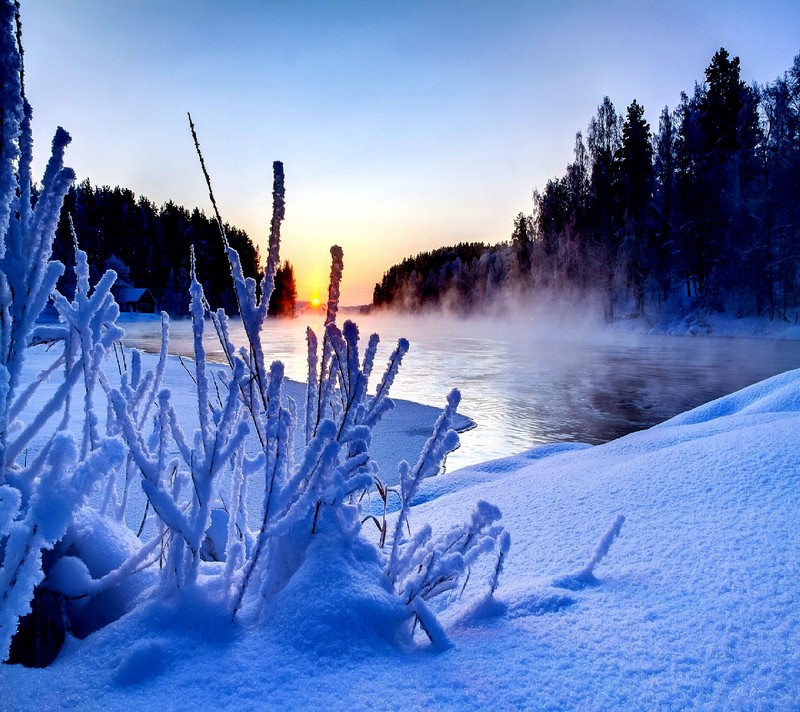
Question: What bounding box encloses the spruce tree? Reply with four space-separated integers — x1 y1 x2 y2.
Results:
268 260 298 316
511 212 533 278
616 100 654 311
587 96 623 319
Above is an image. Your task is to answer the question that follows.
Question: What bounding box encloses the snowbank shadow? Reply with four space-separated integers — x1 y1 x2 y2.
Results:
551 571 601 591
507 592 577 619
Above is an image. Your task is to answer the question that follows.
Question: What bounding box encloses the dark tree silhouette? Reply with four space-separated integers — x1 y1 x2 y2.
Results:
368 48 800 321
53 183 261 315
616 100 654 312
268 261 297 317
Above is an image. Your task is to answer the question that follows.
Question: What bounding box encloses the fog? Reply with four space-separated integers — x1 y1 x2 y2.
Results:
122 307 800 471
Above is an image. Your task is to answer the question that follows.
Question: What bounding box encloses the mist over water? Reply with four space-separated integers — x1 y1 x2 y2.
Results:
122 311 800 471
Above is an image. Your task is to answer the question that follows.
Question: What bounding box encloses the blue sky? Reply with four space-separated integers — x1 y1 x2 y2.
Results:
22 0 800 304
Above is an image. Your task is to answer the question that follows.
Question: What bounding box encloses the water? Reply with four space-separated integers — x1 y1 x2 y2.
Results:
122 311 800 471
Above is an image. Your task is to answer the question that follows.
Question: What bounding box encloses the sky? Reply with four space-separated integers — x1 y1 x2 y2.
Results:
20 0 800 305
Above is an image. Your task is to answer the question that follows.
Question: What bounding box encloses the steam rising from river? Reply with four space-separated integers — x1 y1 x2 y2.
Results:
122 303 800 472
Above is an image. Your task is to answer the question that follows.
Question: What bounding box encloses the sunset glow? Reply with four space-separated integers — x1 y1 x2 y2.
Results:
20 2 800 307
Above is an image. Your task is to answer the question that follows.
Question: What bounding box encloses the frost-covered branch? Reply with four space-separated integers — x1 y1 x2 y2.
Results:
553 514 625 590
0 436 125 660
387 389 461 581
179 124 512 649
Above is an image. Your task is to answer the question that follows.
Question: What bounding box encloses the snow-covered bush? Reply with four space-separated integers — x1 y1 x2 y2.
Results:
0 2 131 664
384 391 505 646
181 127 512 643
1 0 510 664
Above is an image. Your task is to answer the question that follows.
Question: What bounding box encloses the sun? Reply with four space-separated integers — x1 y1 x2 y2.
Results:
310 296 321 308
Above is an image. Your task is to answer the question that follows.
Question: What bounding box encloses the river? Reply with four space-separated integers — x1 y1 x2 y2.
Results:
121 310 800 471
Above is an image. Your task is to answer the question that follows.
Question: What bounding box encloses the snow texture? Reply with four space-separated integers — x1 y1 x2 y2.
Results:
3 2 798 703
3 354 800 708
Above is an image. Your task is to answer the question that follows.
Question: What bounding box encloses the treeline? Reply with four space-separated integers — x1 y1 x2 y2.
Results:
52 180 261 315
372 242 513 310
373 49 800 321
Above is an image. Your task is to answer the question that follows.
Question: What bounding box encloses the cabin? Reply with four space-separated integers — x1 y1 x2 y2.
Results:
115 287 157 314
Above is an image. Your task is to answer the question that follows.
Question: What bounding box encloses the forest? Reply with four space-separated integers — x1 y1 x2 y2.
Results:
51 181 297 316
373 49 800 321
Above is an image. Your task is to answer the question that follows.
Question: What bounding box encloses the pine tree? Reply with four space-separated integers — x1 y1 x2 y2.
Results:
268 260 297 316
511 212 532 278
616 100 654 312
759 53 800 319
652 106 677 302
587 96 623 319
674 86 706 298
696 48 762 306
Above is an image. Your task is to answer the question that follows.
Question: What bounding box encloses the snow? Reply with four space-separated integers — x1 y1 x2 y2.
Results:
3 345 799 709
617 308 800 340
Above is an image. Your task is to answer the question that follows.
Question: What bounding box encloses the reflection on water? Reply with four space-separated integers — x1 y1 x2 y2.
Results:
122 313 800 471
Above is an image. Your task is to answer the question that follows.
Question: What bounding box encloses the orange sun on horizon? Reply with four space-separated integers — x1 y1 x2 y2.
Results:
310 296 321 308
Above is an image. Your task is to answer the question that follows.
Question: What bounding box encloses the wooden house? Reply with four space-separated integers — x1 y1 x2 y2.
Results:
115 287 157 314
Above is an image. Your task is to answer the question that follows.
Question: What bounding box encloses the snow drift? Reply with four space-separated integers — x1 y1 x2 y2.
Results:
4 359 799 708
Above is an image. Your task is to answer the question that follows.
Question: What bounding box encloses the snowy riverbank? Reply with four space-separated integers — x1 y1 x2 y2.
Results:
3 346 799 709
614 308 800 340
